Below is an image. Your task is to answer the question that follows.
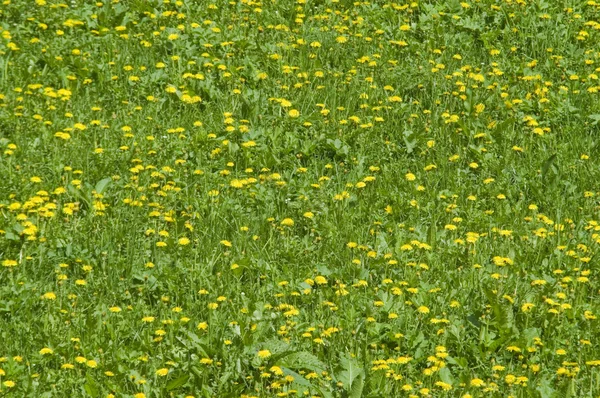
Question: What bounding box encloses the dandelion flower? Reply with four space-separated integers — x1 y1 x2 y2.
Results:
257 350 271 359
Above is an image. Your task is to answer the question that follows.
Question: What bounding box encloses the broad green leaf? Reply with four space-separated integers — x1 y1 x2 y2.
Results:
278 351 326 373
541 154 557 184
439 367 454 385
536 377 557 398
281 367 312 388
349 373 365 398
94 177 112 194
491 117 514 143
336 354 364 390
83 374 99 398
167 374 190 391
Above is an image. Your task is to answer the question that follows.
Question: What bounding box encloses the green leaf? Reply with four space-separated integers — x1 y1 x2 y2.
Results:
94 177 112 194
4 231 18 241
589 114 600 126
427 221 437 247
446 356 468 369
261 338 292 357
228 141 240 154
439 367 454 385
536 377 557 398
487 333 511 352
349 373 365 398
336 354 364 390
281 367 312 387
490 117 514 143
83 374 99 398
179 330 210 356
521 327 541 346
541 154 557 184
278 351 326 373
68 184 90 208
167 374 190 391
484 289 514 338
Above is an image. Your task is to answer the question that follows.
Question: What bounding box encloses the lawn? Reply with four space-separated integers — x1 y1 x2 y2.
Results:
1 0 600 397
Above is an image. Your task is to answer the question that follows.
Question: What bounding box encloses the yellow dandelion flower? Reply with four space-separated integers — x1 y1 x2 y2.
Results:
156 368 169 376
39 347 54 355
257 350 271 359
281 218 294 227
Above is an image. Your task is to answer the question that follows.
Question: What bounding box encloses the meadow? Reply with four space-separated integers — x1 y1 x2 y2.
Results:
1 0 600 396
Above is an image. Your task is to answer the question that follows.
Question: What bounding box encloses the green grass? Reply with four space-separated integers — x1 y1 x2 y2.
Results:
1 0 600 397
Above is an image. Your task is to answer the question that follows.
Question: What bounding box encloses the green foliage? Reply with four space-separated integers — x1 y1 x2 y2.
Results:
1 0 600 396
